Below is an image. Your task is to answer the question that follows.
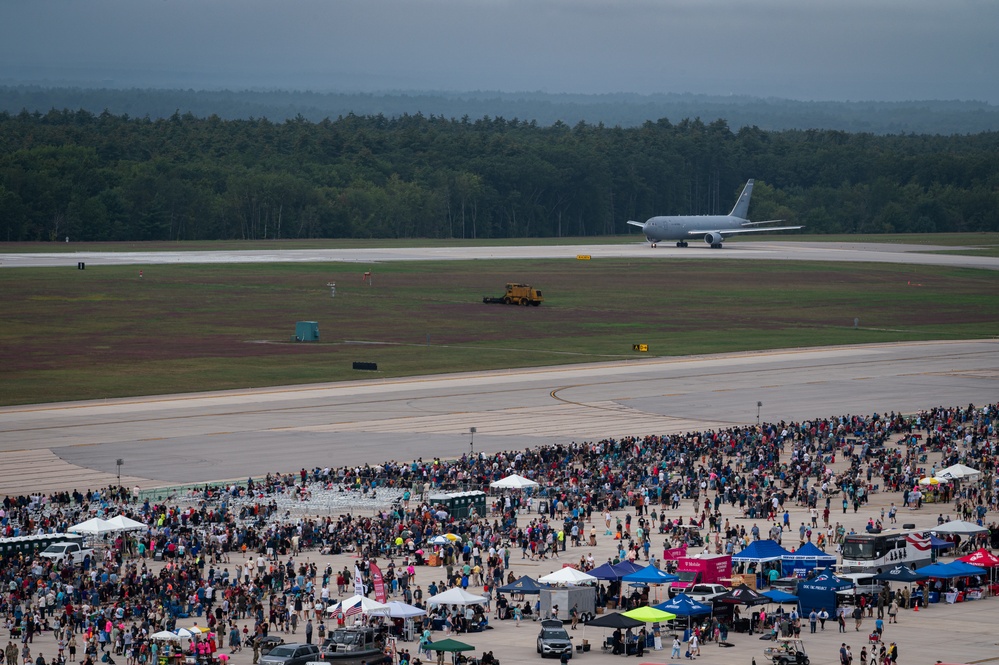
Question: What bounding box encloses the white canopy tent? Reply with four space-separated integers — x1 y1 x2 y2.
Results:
426 588 489 606
538 567 598 586
325 595 391 616
385 601 427 618
106 515 147 532
489 474 539 490
937 464 981 482
68 517 116 536
932 520 988 536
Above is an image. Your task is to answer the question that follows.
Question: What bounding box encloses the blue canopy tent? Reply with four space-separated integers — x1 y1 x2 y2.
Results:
781 542 837 578
622 564 680 585
797 569 853 616
654 593 712 628
873 566 928 583
918 561 985 578
762 589 799 604
590 560 645 581
654 593 712 617
613 561 645 576
732 540 792 586
589 562 623 581
929 535 955 550
497 575 551 594
622 564 679 603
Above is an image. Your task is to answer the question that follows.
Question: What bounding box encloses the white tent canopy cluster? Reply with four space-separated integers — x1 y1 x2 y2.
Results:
68 515 146 535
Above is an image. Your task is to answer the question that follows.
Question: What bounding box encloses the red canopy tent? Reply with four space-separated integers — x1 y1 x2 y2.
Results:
959 548 999 595
959 548 999 567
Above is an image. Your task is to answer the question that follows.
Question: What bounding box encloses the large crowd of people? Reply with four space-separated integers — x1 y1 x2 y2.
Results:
1 402 996 665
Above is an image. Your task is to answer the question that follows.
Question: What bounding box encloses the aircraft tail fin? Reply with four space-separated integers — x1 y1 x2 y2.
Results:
728 179 754 219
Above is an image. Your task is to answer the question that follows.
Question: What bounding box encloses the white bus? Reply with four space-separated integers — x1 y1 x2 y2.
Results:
840 529 932 574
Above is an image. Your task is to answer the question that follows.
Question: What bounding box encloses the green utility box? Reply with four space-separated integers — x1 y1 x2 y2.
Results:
294 321 320 342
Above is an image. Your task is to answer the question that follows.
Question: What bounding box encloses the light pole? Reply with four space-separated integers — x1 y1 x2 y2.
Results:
469 427 476 458
116 458 123 486
757 402 762 427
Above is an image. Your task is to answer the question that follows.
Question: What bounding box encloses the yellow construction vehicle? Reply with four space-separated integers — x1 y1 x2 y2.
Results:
483 283 544 306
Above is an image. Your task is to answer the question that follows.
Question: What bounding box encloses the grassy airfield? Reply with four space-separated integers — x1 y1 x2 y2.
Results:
2 254 997 406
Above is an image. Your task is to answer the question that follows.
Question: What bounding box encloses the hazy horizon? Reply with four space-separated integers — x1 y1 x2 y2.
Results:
1 0 996 104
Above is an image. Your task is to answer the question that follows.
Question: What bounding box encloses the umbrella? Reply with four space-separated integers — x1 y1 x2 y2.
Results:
918 477 943 486
584 612 644 629
429 536 450 545
443 533 461 542
150 631 181 642
175 628 199 639
622 606 676 623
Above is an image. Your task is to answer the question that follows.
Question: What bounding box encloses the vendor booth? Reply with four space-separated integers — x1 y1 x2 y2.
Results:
797 570 853 616
781 542 837 578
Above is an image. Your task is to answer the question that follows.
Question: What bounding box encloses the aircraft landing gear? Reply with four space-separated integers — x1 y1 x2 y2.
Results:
651 242 657 248
710 243 723 249
676 241 688 248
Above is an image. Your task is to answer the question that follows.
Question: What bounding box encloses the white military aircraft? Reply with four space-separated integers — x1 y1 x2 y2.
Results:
627 179 802 248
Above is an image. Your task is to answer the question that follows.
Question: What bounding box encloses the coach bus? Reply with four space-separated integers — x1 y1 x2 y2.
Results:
0 532 84 559
840 529 932 573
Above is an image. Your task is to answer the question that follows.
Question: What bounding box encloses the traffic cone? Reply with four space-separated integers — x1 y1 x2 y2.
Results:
913 603 918 612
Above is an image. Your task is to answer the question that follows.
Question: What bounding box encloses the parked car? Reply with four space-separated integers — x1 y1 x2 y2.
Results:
537 619 573 659
258 643 321 665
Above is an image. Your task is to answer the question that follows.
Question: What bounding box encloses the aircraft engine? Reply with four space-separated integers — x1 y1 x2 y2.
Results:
703 232 723 246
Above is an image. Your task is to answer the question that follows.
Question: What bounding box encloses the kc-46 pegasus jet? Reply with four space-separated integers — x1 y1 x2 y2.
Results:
627 179 802 248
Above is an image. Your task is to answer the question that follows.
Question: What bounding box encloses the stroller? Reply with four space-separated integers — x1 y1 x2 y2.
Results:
867 631 881 646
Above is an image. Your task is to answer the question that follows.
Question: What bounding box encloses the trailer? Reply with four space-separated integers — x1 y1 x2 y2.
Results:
540 586 596 622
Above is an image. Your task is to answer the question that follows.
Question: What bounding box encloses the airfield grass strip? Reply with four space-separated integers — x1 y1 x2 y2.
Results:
1 258 997 406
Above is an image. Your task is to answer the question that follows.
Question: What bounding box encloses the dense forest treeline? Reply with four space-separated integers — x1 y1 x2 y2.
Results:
2 86 999 135
1 108 998 242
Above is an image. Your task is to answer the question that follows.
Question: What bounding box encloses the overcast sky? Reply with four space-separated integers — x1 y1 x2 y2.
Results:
1 0 996 103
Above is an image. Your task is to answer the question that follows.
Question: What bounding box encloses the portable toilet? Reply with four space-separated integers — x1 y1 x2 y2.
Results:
295 321 319 342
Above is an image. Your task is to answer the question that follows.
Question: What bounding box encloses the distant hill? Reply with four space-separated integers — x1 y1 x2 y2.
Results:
1 85 997 135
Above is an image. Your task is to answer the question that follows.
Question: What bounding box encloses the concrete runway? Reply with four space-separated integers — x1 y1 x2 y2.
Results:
2 240 999 270
1 340 996 495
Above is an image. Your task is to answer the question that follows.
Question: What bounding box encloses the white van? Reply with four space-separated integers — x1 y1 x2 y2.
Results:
835 572 883 598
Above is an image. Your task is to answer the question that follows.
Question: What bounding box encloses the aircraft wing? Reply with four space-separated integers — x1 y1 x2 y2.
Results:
687 225 803 238
740 219 785 226
626 220 645 228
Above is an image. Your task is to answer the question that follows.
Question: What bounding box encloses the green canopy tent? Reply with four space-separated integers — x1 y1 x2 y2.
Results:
429 638 475 665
